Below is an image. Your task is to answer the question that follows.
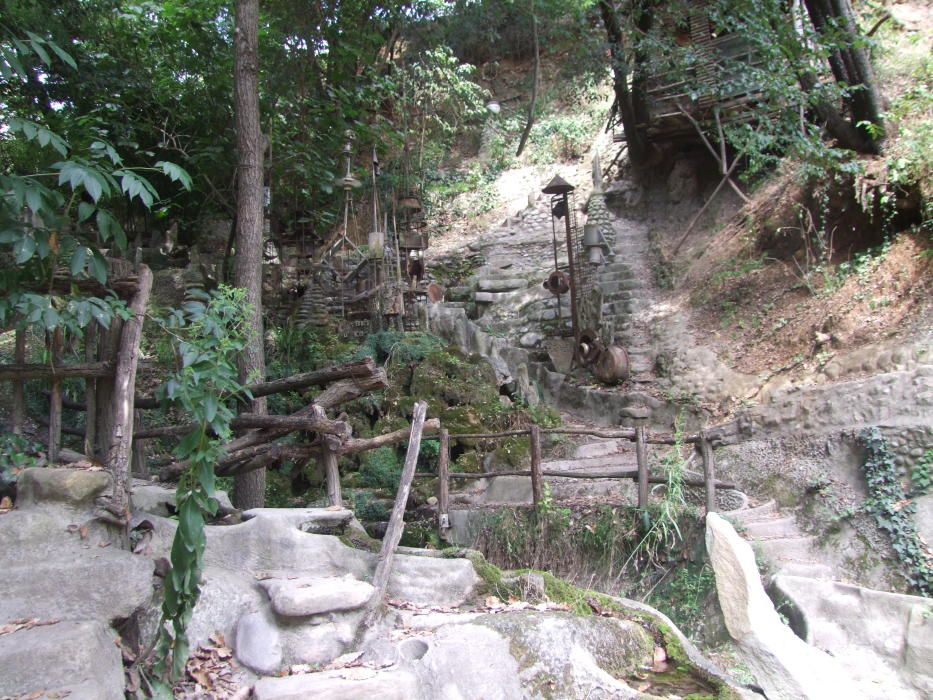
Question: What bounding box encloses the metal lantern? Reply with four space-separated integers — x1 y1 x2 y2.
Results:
583 222 604 265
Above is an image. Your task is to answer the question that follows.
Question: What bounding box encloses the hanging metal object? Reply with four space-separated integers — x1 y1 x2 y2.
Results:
593 345 630 385
543 270 570 296
582 222 604 265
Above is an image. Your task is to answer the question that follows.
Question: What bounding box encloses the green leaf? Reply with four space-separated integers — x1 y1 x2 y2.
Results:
78 202 96 222
46 40 77 69
70 246 88 277
24 33 51 66
155 161 193 191
13 235 36 263
89 249 108 284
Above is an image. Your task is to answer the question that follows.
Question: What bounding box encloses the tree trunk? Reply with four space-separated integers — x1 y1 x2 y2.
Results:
105 265 152 521
233 0 267 510
598 0 651 164
802 0 883 152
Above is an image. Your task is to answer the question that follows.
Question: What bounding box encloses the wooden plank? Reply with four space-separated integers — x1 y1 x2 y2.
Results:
701 435 717 514
11 328 24 435
529 426 543 510
635 424 648 509
48 328 63 464
437 428 450 535
365 401 428 625
0 361 114 381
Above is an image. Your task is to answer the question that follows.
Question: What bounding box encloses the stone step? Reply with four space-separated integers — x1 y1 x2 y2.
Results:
774 562 835 580
542 453 636 473
603 301 634 316
753 536 820 565
476 278 528 293
574 439 626 459
729 499 779 524
744 515 800 540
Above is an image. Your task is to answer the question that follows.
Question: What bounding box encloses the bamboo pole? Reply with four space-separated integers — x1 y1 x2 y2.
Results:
529 425 543 510
437 428 450 535
635 424 648 509
366 401 427 625
700 434 717 514
12 328 24 435
48 328 63 464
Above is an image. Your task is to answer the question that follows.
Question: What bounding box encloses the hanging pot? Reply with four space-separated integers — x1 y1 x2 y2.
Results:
543 270 570 296
593 345 630 385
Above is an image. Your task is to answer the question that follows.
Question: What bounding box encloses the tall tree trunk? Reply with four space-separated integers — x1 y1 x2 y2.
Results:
802 0 883 152
233 0 267 509
598 0 651 164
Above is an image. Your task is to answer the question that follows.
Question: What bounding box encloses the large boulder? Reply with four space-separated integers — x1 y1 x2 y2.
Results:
16 467 110 509
0 620 125 700
706 512 864 700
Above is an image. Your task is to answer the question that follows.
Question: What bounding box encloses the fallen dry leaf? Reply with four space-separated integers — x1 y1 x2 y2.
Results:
325 650 364 670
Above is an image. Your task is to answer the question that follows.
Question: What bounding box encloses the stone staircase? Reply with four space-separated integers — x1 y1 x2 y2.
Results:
728 500 834 580
597 216 656 383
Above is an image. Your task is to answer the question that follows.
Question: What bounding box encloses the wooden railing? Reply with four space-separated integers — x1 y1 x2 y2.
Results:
431 421 742 535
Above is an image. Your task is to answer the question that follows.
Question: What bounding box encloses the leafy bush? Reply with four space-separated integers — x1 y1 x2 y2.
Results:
0 433 43 493
352 491 390 522
359 446 402 491
355 331 445 366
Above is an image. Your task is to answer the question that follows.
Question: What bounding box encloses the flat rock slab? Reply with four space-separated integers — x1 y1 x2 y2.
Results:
16 467 110 508
254 669 420 700
260 575 374 617
477 278 527 292
242 507 354 533
0 620 124 700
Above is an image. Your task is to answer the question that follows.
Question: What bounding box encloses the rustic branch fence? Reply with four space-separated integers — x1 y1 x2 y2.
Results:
430 420 741 538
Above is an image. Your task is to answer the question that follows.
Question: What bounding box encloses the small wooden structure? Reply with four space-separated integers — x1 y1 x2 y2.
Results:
613 1 765 145
1 259 152 522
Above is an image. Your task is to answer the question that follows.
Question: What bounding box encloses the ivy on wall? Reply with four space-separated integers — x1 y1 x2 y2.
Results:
858 428 933 597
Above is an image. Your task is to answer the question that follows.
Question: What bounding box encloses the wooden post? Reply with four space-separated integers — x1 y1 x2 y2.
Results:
366 401 428 625
48 327 63 464
103 265 152 523
700 434 716 514
131 410 148 478
83 325 97 457
323 444 342 507
635 423 649 510
12 327 24 435
529 425 543 510
437 428 450 536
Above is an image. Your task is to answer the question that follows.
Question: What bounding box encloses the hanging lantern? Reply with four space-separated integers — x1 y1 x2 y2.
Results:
368 230 385 258
583 223 604 265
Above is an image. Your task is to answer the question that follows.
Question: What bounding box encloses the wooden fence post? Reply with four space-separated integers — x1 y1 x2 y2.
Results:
700 433 716 514
366 401 428 625
529 425 543 510
437 428 450 536
48 327 63 464
83 325 97 456
12 327 24 436
635 423 648 510
323 444 342 507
